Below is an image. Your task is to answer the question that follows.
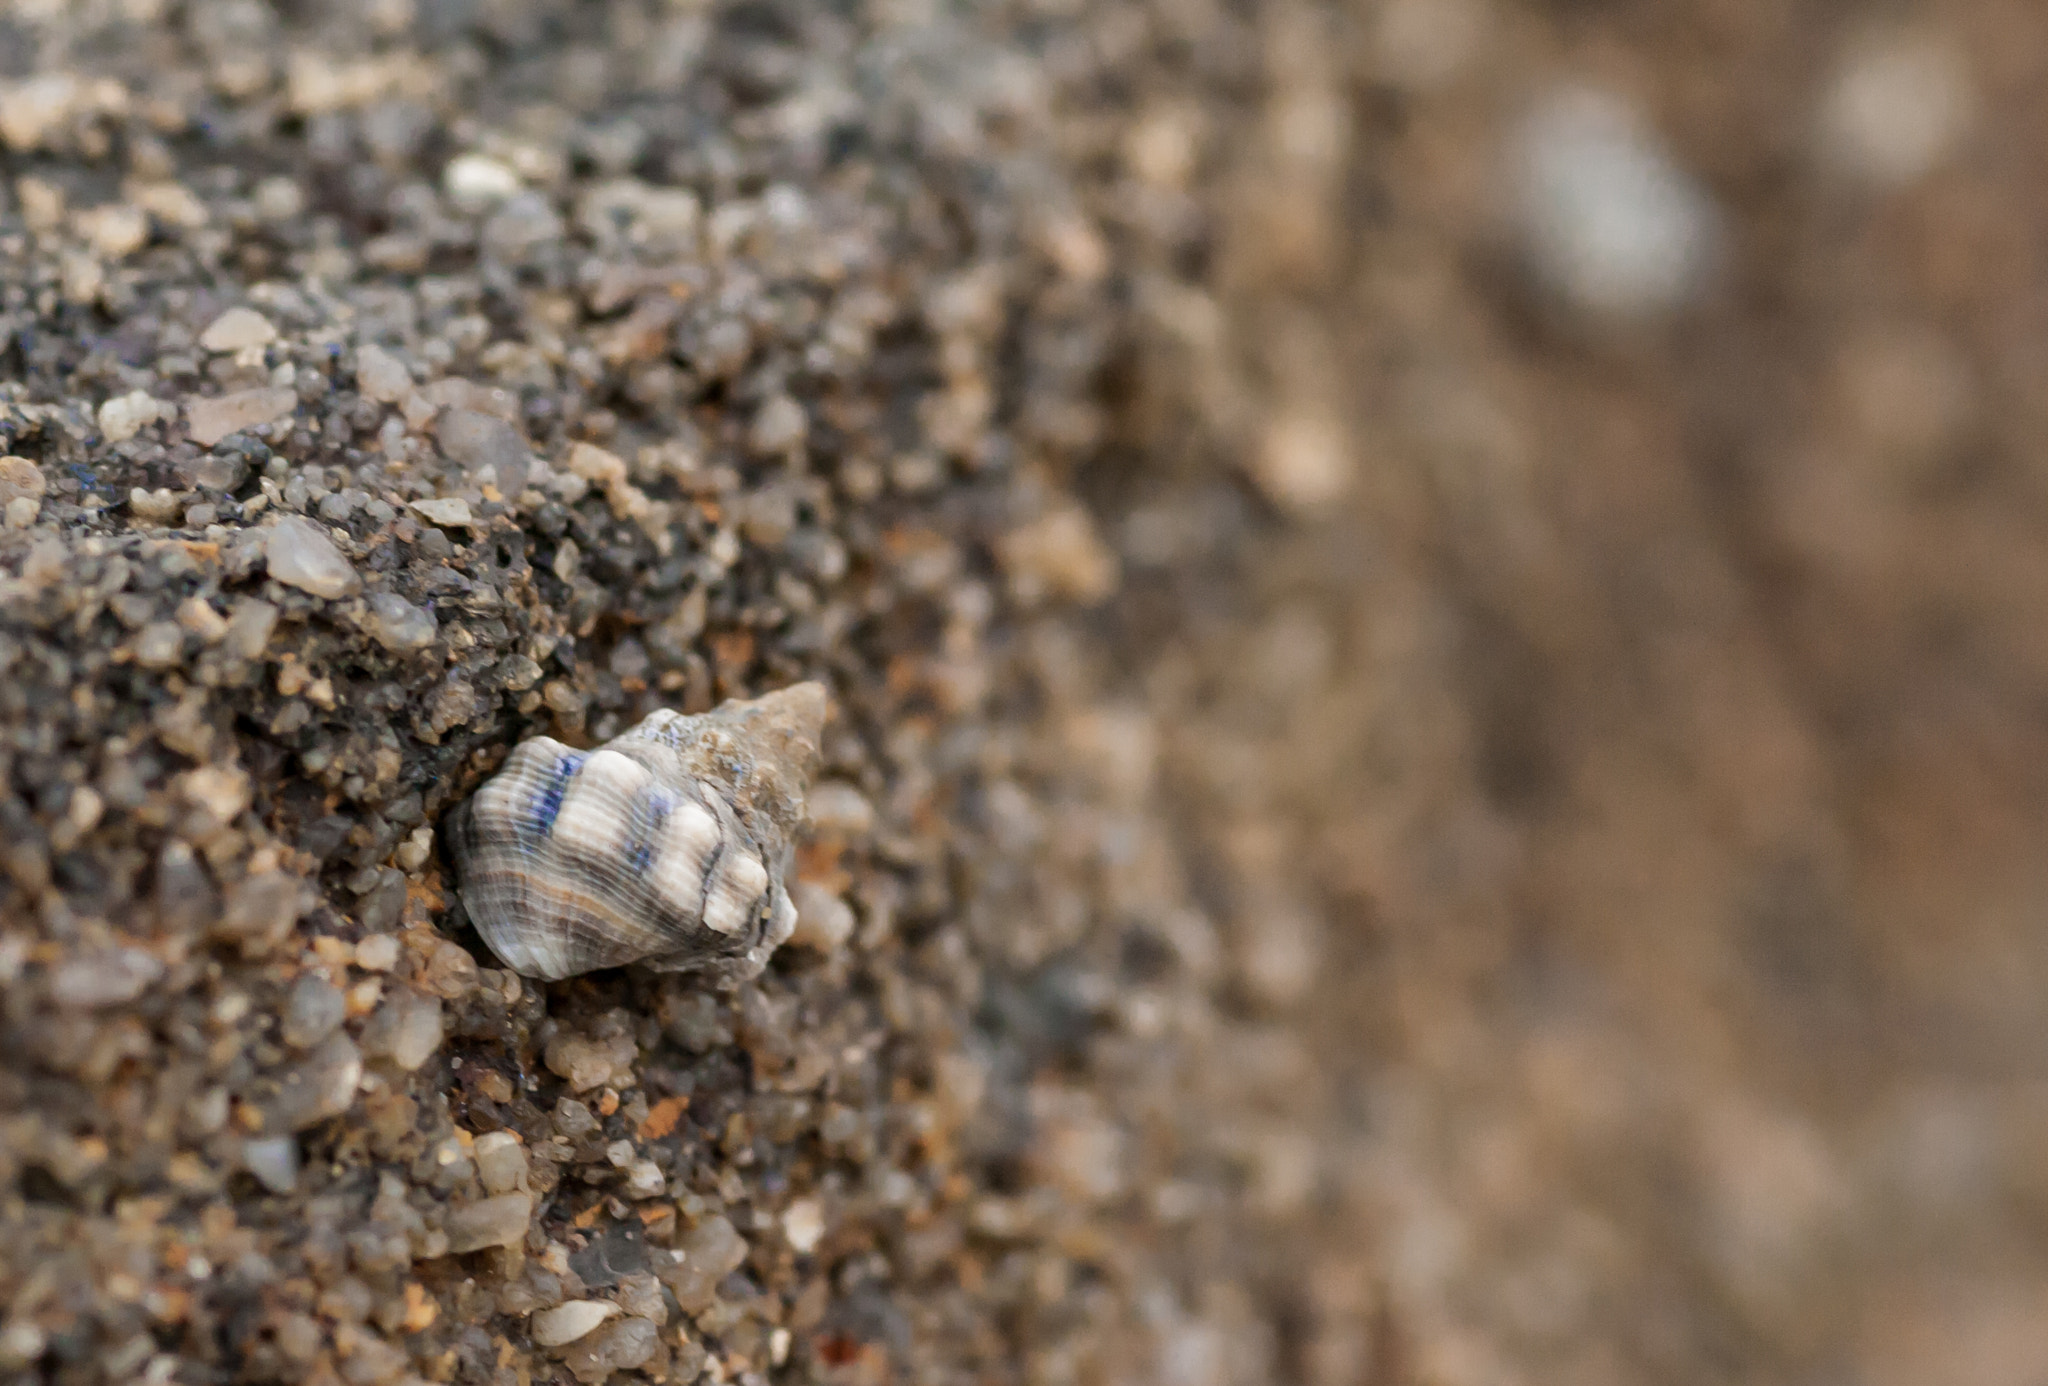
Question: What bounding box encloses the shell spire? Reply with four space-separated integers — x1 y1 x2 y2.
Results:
447 682 830 982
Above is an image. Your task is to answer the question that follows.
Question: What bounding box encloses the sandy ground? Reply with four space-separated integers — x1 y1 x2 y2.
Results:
1 2 2045 1384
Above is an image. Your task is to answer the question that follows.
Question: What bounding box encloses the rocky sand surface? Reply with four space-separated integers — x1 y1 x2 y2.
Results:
9 2 2048 1385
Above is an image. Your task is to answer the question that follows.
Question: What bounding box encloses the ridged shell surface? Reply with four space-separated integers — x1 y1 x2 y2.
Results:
448 683 827 982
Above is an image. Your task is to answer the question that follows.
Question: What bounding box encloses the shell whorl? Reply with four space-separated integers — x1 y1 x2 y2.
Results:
448 682 828 981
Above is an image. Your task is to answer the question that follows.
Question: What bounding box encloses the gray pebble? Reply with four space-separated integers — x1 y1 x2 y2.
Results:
436 409 533 494
360 987 444 1072
365 592 439 652
265 516 361 599
261 1032 363 1132
443 1192 534 1253
50 948 164 1009
558 1317 658 1382
242 1136 301 1194
1509 85 1721 318
280 974 346 1049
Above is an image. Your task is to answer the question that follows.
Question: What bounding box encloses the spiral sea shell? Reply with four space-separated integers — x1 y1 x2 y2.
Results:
447 683 827 982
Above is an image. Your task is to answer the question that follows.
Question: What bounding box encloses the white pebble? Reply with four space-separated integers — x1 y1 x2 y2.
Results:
805 782 874 836
530 1300 618 1348
198 307 278 353
265 516 360 599
781 1197 827 1254
97 390 167 443
1508 85 1721 318
50 948 164 1009
354 343 413 402
241 1135 301 1194
410 496 475 529
444 1192 533 1253
444 153 522 212
395 825 435 872
1252 409 1351 515
1818 28 1973 189
186 387 296 447
354 934 400 972
624 1159 667 1199
474 1131 530 1195
787 881 856 953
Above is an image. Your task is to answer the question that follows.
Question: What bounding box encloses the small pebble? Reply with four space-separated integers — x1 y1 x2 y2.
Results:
437 409 533 492
782 1197 827 1254
354 934 401 972
444 153 522 211
530 1300 617 1348
5 496 37 528
365 592 438 651
262 1032 362 1132
242 1136 301 1194
225 599 280 659
1818 28 1974 188
410 497 475 528
0 1322 46 1372
749 394 808 454
395 826 434 871
50 948 164 1009
281 974 346 1049
198 307 278 353
789 881 856 952
1252 410 1352 514
361 987 444 1071
623 1160 666 1199
0 456 44 506
266 517 360 599
657 1216 748 1311
131 621 185 669
473 1131 529 1195
176 597 230 642
1508 84 1721 317
0 72 82 151
129 487 183 523
559 1318 658 1384
1000 505 1120 605
444 1192 534 1253
187 387 297 446
81 203 148 259
355 344 413 402
97 391 166 442
544 1031 635 1093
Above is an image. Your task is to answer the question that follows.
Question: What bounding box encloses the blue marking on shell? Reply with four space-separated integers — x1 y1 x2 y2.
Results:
529 751 586 834
624 785 680 876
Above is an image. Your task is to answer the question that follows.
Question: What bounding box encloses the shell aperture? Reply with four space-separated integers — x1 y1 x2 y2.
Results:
448 682 828 981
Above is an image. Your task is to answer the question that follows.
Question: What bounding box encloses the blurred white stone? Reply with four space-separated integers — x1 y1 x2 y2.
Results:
788 881 856 953
1818 29 1974 189
1252 408 1352 515
199 307 277 353
98 390 167 443
530 1300 617 1348
241 1135 300 1194
782 1196 826 1254
444 153 521 212
1508 86 1721 318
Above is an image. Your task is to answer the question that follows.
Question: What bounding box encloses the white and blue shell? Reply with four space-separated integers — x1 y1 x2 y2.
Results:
448 683 827 981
